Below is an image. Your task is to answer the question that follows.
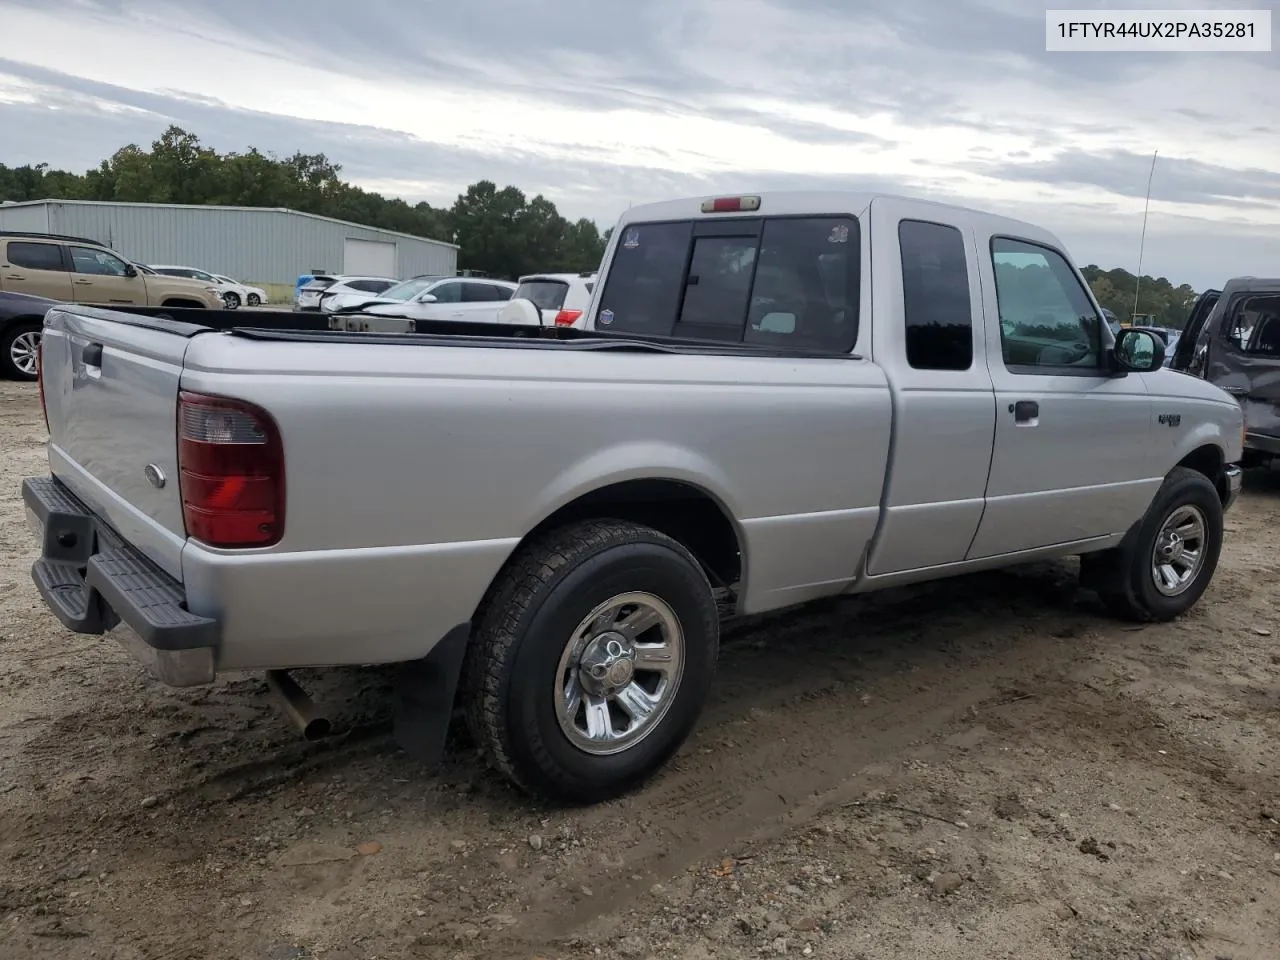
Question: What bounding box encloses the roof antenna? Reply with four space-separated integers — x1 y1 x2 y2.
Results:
1132 149 1158 322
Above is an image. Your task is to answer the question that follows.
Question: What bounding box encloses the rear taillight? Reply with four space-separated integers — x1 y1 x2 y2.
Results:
177 392 284 548
37 336 49 431
553 309 583 327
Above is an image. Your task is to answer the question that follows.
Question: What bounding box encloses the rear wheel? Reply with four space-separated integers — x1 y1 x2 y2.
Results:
222 292 241 310
1082 467 1223 622
1 322 41 381
463 519 719 804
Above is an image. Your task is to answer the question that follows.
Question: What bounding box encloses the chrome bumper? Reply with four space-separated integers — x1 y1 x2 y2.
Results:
1222 464 1243 512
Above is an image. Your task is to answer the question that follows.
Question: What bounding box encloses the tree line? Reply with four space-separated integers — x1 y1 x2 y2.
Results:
1079 264 1199 330
0 126 608 279
0 126 1201 323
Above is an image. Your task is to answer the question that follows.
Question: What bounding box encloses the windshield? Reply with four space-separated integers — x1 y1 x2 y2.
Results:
379 276 447 301
514 279 570 311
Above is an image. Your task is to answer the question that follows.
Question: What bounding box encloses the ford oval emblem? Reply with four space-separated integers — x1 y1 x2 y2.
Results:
144 464 166 489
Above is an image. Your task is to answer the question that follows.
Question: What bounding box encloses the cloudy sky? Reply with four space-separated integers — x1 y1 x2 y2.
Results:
1 0 1277 288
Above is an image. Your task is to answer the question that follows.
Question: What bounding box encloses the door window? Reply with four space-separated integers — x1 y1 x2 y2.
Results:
899 220 973 371
427 281 462 303
69 246 130 277
7 241 65 272
990 237 1102 372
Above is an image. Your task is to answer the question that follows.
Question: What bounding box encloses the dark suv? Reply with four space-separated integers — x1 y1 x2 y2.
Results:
1171 277 1280 467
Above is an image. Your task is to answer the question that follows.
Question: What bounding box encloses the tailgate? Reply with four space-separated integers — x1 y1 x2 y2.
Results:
40 306 206 578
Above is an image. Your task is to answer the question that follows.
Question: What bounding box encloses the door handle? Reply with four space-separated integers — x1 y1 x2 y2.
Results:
1223 386 1247 397
82 342 103 367
7 274 24 280
1010 400 1039 423
73 278 92 284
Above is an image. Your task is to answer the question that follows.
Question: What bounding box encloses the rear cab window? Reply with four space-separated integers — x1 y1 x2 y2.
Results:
594 216 860 352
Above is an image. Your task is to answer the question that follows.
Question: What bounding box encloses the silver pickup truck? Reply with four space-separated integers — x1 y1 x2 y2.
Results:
24 192 1243 804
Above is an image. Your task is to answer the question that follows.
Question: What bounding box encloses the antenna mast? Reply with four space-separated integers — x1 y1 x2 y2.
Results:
1133 149 1158 321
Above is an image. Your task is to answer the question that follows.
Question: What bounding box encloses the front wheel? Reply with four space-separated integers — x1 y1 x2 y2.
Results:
246 293 262 306
1083 466 1223 622
1 323 41 381
462 519 719 804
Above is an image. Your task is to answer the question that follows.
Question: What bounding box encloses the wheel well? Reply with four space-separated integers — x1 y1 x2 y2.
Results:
3 316 44 332
160 298 206 308
1177 444 1226 500
525 479 743 589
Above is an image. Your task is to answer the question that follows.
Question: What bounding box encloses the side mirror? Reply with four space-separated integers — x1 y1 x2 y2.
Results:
416 293 438 303
124 264 138 278
495 298 544 327
1113 328 1165 373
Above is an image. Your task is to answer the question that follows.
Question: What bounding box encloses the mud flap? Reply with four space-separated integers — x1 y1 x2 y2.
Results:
392 623 471 768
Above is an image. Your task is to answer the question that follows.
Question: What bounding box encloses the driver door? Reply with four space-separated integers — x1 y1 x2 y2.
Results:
68 245 145 304
966 234 1155 559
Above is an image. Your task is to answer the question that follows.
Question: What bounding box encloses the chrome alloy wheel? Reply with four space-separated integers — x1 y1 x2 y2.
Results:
554 592 685 756
10 329 40 377
1150 504 1207 597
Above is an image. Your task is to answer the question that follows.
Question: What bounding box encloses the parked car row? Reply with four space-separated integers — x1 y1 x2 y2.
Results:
148 264 269 309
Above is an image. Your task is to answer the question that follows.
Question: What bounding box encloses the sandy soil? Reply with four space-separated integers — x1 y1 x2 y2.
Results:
0 377 1277 960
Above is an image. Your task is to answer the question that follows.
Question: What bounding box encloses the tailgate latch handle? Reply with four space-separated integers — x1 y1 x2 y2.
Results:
82 342 104 367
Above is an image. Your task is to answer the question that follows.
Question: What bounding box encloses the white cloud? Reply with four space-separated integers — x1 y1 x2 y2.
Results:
0 0 1277 288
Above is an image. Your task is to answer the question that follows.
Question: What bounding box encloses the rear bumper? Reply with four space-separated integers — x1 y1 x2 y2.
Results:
23 476 219 686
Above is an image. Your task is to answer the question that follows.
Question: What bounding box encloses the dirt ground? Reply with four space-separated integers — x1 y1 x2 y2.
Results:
1 377 1277 960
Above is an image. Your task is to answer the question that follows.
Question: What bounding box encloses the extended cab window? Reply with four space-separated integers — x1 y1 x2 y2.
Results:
596 216 859 351
7 241 65 272
990 237 1102 372
899 220 972 371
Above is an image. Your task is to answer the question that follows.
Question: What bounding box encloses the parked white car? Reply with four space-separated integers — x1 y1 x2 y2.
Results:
316 276 400 313
211 274 269 308
511 272 598 327
149 265 266 309
360 276 517 324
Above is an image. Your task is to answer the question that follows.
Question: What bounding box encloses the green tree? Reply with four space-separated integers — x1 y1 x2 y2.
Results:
0 125 608 277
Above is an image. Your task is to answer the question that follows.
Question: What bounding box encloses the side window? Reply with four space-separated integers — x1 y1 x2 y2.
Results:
594 221 693 335
350 279 392 294
899 220 973 371
6 241 65 272
990 237 1102 371
489 284 514 301
429 281 462 303
69 246 128 277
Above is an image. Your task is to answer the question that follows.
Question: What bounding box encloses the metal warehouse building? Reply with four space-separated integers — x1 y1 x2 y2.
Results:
0 199 457 298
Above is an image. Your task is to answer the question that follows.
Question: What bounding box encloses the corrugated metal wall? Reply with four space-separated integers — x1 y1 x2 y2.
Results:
0 202 456 287
0 203 51 232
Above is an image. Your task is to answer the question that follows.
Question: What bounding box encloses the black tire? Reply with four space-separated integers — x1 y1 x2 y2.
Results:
247 293 262 306
1084 466 1223 622
223 292 241 310
462 519 719 804
0 321 41 382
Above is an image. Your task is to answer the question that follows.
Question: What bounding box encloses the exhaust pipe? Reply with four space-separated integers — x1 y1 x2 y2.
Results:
265 669 332 741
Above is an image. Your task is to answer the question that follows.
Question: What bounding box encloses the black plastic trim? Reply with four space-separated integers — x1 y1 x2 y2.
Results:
23 477 219 651
226 324 865 361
